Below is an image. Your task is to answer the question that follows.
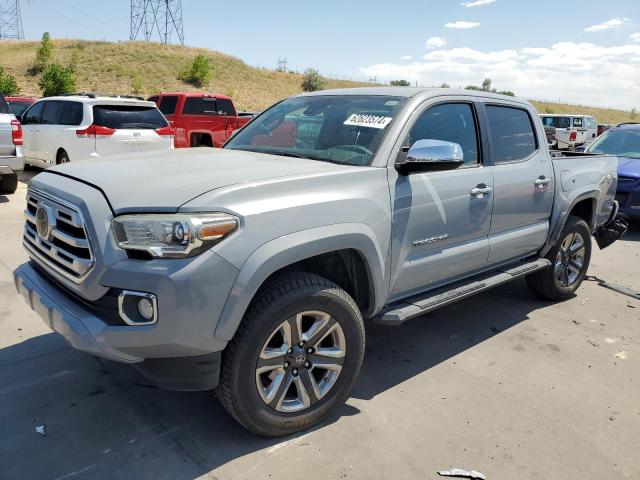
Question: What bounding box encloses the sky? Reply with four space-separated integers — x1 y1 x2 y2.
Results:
15 0 640 110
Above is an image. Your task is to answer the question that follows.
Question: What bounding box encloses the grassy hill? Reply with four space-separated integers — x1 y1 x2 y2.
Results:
0 39 636 124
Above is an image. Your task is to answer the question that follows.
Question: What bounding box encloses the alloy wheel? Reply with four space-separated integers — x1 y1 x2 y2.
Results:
554 232 586 287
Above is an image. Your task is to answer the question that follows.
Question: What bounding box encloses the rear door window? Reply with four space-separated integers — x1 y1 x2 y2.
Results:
573 118 583 128
92 105 168 129
216 98 236 116
158 95 178 115
486 105 537 164
22 101 45 124
59 101 84 126
41 101 65 124
183 97 219 115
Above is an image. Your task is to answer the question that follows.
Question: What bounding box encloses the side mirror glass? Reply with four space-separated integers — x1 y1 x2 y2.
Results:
396 139 465 173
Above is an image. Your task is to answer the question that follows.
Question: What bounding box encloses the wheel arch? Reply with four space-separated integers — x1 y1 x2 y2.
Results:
214 224 387 341
542 191 598 256
56 148 68 163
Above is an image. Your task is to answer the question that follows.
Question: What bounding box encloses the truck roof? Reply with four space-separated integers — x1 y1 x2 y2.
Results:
153 92 233 100
298 87 531 105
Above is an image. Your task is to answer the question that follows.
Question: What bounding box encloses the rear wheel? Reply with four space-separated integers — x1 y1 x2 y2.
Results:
527 216 591 300
0 173 18 194
217 272 365 436
56 150 70 165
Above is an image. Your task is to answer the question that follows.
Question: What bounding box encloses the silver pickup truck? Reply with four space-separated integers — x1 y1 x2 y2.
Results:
14 88 626 436
0 93 24 194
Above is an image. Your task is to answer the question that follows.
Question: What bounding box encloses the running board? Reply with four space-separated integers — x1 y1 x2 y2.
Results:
375 258 551 326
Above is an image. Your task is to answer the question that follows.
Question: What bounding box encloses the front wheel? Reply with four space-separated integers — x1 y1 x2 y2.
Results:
527 216 592 300
217 272 365 436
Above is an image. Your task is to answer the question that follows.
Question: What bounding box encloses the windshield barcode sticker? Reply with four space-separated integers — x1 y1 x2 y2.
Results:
344 114 393 129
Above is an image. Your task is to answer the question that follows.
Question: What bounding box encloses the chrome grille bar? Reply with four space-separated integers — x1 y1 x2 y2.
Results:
23 189 95 284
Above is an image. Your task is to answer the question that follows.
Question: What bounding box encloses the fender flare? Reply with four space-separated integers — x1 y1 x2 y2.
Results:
541 190 598 256
213 223 387 341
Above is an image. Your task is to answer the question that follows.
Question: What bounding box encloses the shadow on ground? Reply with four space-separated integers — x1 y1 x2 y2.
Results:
0 279 550 479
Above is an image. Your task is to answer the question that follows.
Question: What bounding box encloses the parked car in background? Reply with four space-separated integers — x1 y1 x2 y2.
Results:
20 94 172 168
587 122 640 221
597 124 611 137
14 88 625 436
148 92 254 148
540 114 597 150
0 93 24 194
6 96 37 118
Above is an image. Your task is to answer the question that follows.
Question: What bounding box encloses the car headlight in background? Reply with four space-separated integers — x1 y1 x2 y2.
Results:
112 213 239 258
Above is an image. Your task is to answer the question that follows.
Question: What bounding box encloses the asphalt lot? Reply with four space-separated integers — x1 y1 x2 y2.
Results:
1 171 639 480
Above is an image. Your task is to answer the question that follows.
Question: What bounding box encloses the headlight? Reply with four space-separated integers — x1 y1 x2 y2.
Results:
112 213 239 258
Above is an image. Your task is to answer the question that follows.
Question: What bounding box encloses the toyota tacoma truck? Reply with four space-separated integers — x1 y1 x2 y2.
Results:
0 92 24 194
14 88 626 436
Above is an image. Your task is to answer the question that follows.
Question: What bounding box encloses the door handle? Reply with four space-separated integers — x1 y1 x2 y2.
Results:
534 177 550 188
470 184 493 197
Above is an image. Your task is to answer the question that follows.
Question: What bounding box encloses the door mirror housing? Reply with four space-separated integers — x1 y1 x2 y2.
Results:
396 139 465 174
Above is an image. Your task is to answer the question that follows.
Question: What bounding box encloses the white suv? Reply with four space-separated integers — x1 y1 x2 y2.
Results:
20 94 173 168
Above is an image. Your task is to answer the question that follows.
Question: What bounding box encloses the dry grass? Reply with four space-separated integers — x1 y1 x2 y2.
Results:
0 39 635 124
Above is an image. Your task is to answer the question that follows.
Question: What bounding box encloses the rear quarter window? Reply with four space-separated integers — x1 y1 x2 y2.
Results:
158 96 178 115
92 105 168 129
487 105 537 164
183 97 218 116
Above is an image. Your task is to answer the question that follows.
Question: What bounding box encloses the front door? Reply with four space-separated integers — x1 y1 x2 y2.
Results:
482 102 554 266
388 100 494 301
20 101 45 166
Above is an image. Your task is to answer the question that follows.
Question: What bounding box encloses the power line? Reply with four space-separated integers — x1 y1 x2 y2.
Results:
130 0 184 45
0 0 24 40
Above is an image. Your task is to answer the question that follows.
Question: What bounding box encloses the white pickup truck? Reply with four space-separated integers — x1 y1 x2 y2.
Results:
541 114 598 150
0 93 24 194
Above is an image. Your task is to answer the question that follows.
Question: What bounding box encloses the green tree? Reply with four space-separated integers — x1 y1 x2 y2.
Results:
440 83 450 88
390 79 411 86
38 63 76 97
497 90 515 97
465 85 482 91
179 54 211 87
481 78 492 92
0 66 20 96
301 68 325 92
31 32 54 75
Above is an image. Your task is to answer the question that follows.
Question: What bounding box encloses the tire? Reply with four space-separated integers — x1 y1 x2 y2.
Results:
526 216 592 300
217 271 365 436
0 173 18 194
56 150 70 165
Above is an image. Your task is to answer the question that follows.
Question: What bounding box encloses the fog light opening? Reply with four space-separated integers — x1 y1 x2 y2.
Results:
118 290 158 326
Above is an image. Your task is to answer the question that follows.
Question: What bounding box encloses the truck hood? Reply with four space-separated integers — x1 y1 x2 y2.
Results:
618 156 640 179
47 148 351 213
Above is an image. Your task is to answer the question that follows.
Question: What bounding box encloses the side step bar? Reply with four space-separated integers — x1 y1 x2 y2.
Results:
375 258 551 326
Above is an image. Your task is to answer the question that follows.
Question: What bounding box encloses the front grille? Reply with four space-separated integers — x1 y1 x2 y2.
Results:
631 193 640 208
23 189 95 284
617 176 637 185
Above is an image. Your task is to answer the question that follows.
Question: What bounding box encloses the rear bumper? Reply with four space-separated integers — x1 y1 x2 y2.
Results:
0 150 24 172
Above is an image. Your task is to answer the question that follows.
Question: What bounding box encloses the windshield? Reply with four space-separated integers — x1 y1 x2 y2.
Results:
224 95 407 166
541 116 570 129
587 129 640 159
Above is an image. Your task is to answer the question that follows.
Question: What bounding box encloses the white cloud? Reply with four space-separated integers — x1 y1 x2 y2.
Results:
400 55 413 60
631 32 640 42
359 42 640 110
444 20 481 29
585 17 631 32
425 37 447 49
461 0 496 7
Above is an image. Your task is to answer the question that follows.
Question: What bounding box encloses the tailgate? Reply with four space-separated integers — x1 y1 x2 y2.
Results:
0 113 16 157
96 129 171 156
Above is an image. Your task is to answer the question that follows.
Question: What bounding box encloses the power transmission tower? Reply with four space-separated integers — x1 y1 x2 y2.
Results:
130 0 184 45
0 0 24 40
276 58 287 72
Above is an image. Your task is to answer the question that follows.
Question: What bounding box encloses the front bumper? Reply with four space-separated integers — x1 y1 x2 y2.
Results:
14 248 237 369
616 177 640 219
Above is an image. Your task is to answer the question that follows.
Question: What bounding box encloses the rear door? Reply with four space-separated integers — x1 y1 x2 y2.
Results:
91 103 171 156
216 97 238 139
183 96 226 147
21 101 45 165
389 99 494 300
484 103 554 265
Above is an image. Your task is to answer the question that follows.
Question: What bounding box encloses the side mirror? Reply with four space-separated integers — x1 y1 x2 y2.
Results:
395 139 465 174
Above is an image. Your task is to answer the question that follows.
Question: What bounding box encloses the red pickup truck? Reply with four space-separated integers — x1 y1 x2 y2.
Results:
148 93 254 148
